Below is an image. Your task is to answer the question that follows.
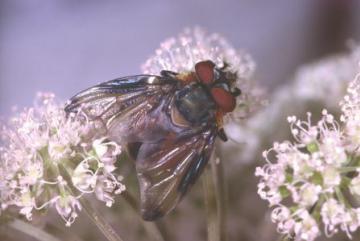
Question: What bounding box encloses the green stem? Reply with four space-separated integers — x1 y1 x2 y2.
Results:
335 187 351 208
79 198 124 241
122 191 166 241
203 163 218 241
339 166 359 173
8 219 61 241
211 150 227 241
202 147 227 241
44 223 83 241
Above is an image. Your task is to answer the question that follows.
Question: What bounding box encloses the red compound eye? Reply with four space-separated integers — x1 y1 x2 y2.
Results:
195 60 215 84
211 87 236 113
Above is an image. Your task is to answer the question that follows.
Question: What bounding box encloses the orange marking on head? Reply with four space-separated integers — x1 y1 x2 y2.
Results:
176 72 197 85
215 110 224 128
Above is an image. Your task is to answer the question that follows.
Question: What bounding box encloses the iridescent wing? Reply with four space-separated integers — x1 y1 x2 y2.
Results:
65 75 217 220
65 75 178 142
133 128 216 220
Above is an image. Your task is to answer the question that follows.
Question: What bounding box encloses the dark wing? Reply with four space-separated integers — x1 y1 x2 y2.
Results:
134 128 216 220
65 75 217 220
65 75 178 142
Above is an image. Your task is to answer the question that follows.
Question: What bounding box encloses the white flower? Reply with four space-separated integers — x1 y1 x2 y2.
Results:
255 162 286 206
321 198 346 236
322 166 341 190
0 93 126 226
18 191 35 220
341 73 360 153
272 207 321 241
55 195 81 227
271 206 295 234
319 129 347 167
257 73 360 240
297 183 322 207
294 210 320 241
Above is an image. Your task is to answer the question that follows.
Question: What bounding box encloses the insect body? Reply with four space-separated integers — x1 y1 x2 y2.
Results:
65 60 240 220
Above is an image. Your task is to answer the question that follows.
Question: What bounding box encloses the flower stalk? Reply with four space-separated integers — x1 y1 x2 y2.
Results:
212 147 227 241
79 197 124 241
203 163 218 241
121 190 165 241
203 149 227 241
8 219 61 241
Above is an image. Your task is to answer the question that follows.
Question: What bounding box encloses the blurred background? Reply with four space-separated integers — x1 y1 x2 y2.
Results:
1 0 359 114
1 1 360 241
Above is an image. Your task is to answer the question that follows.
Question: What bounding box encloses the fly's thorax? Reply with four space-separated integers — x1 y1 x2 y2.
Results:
173 83 216 126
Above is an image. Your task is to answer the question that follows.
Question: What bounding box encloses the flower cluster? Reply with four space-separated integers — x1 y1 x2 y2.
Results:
142 27 264 121
0 93 125 226
227 45 360 165
256 74 360 240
